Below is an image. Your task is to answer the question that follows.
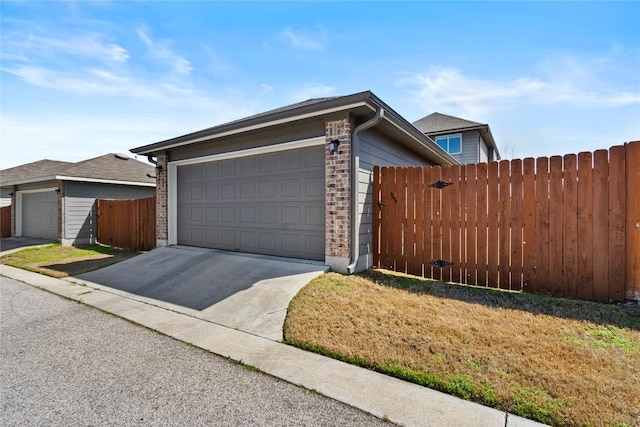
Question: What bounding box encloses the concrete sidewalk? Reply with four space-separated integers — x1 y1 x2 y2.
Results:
0 265 546 427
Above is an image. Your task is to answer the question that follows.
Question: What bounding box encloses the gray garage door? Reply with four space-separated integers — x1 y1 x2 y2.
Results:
177 145 325 261
22 191 59 240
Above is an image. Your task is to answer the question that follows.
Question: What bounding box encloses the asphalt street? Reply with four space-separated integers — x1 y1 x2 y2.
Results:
0 276 389 426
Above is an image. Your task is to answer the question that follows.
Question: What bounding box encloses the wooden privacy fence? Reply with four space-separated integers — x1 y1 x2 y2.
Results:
0 205 11 238
373 142 640 302
97 196 156 251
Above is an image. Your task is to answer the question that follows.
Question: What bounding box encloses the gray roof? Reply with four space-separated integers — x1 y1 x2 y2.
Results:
1 154 155 186
412 112 485 134
130 90 459 167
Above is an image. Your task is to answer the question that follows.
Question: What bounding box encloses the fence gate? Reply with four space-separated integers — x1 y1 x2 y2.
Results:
97 196 156 251
372 142 640 303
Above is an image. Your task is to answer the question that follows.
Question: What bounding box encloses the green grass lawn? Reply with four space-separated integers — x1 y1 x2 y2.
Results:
0 243 139 277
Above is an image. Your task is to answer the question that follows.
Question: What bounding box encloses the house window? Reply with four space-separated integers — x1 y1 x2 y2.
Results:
435 134 462 154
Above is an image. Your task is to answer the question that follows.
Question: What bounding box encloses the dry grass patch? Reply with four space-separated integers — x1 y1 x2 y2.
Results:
284 271 640 427
0 243 139 277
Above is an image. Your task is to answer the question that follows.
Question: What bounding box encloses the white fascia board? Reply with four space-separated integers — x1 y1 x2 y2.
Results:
169 136 326 167
56 176 156 187
137 102 372 154
3 176 155 187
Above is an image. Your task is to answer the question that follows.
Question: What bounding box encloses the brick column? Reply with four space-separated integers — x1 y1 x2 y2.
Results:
325 117 352 273
57 180 65 244
156 152 168 246
10 186 16 237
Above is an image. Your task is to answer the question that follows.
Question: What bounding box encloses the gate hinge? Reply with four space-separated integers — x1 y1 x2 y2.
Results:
428 180 453 189
430 259 454 268
377 201 385 208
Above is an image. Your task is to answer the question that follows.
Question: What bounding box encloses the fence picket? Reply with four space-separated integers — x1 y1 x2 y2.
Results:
522 158 536 291
373 166 381 268
466 164 478 286
563 154 578 297
535 158 550 293
498 160 511 289
592 150 609 301
608 147 626 300
510 159 523 291
430 166 443 281
476 163 488 287
450 165 463 284
441 165 453 282
548 156 564 296
423 167 433 278
577 152 594 300
487 162 500 287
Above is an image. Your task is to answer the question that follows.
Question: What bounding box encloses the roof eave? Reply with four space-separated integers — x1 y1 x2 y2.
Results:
131 91 376 155
1 175 155 187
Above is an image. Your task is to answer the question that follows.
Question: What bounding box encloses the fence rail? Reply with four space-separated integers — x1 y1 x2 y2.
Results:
0 205 11 238
97 196 156 251
373 142 639 302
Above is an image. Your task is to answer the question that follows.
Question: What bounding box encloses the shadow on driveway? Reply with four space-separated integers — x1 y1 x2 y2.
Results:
75 246 327 311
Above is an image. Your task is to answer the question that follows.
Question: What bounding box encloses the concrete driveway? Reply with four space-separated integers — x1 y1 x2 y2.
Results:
74 246 328 341
0 237 56 255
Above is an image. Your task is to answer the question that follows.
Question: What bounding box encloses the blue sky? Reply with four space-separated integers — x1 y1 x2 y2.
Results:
1 1 638 169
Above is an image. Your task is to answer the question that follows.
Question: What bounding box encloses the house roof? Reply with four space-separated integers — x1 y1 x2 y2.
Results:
0 154 156 187
131 91 459 167
412 112 500 156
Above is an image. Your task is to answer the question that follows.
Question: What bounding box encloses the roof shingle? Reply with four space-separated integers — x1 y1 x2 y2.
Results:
1 154 155 186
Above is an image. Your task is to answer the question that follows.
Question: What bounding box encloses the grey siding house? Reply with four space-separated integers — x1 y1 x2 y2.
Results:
413 112 501 164
131 91 458 273
0 154 156 245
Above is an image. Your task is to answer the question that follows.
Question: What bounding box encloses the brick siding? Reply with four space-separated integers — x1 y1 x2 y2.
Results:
155 153 168 242
325 118 352 259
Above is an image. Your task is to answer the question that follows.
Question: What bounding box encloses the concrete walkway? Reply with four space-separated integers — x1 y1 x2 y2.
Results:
0 265 546 427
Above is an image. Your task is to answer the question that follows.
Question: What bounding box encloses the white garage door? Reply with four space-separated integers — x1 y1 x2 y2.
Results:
22 191 59 240
176 145 325 261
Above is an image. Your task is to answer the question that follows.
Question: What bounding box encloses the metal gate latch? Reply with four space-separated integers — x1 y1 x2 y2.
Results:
428 180 453 189
430 259 454 268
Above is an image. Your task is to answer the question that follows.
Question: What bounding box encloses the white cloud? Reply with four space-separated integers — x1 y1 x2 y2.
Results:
136 26 193 74
288 83 336 102
279 26 326 51
2 32 129 63
397 54 640 120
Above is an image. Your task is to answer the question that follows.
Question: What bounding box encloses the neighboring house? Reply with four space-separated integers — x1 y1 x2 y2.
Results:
0 154 156 245
413 112 501 164
131 90 458 273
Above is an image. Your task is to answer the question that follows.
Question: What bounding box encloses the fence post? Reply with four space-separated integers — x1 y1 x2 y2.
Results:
626 141 640 300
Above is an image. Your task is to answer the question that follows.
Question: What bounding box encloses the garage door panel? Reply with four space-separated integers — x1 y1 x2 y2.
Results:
22 191 58 240
177 145 325 260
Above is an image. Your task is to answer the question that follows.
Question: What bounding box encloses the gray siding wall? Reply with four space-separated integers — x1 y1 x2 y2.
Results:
446 130 481 164
170 120 325 162
64 182 155 244
479 139 489 163
357 129 433 270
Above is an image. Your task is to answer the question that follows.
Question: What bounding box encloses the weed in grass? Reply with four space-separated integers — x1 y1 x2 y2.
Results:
511 386 565 426
585 326 637 352
442 375 478 400
235 360 261 373
466 358 483 372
